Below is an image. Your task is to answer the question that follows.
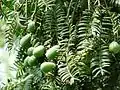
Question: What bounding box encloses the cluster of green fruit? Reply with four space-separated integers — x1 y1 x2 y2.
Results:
20 34 60 74
109 41 120 54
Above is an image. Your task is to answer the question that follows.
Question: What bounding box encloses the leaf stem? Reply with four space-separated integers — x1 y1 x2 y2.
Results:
88 0 90 10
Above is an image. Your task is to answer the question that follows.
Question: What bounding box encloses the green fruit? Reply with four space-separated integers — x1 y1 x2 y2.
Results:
24 56 30 66
33 45 45 57
109 41 120 53
40 62 56 73
27 20 35 33
28 56 36 66
46 45 60 59
27 47 34 56
20 34 31 47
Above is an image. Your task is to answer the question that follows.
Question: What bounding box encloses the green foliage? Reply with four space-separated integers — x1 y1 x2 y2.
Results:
1 0 120 90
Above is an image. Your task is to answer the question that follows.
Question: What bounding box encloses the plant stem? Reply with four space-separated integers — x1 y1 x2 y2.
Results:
88 0 90 10
25 0 27 18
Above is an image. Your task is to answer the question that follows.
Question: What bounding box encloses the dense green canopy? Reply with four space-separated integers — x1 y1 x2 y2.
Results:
1 0 120 90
